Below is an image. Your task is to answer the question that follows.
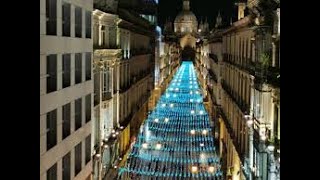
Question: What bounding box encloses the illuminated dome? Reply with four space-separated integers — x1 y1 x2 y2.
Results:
174 0 198 34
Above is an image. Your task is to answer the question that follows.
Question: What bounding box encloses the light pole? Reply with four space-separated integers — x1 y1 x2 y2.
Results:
266 145 277 180
244 114 253 180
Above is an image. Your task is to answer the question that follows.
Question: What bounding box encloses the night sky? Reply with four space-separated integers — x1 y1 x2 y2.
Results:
158 0 238 29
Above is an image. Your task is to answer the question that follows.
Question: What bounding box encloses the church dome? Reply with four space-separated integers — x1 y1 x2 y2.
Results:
174 11 197 24
174 0 198 34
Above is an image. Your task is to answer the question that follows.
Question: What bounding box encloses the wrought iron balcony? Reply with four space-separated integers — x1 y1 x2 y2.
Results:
102 91 113 101
209 53 218 64
208 69 218 83
221 80 249 114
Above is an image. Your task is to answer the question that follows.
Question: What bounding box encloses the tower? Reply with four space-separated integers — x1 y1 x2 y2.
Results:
183 0 190 11
215 11 222 28
236 2 246 20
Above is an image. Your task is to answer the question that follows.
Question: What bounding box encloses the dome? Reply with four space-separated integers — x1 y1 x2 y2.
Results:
174 0 198 34
174 11 197 24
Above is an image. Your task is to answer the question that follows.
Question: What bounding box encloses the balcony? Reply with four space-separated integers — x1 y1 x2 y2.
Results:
209 53 218 64
119 84 132 94
130 68 151 84
93 44 120 50
221 80 249 114
130 48 153 57
208 69 217 83
254 65 280 88
94 0 118 14
102 91 112 101
223 53 255 75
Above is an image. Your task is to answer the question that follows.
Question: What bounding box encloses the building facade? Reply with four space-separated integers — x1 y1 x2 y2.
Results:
196 1 280 179
40 0 93 180
92 0 157 179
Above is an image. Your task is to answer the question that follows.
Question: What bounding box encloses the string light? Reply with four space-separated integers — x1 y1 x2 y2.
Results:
119 62 221 178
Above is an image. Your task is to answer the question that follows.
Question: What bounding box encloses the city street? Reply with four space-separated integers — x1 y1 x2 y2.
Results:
118 61 222 179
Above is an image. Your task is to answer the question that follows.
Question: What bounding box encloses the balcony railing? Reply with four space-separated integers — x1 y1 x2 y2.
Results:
221 80 249 114
102 91 112 101
223 53 255 75
254 65 280 88
209 53 218 64
119 84 132 94
130 68 151 84
208 69 218 83
130 48 152 57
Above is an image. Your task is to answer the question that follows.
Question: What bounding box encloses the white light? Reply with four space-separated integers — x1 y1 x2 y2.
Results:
173 94 177 97
119 157 122 161
175 88 179 91
190 130 195 135
156 143 162 150
170 104 174 108
191 166 198 173
202 130 208 135
190 86 193 88
115 132 119 135
200 153 206 159
162 103 166 107
247 120 253 126
199 110 204 115
267 145 275 152
142 143 148 149
164 118 169 123
120 126 124 129
197 99 201 103
191 110 195 114
200 143 204 147
154 118 159 123
208 166 215 173
261 135 267 141
166 94 170 98
114 166 118 169
112 134 116 138
112 130 116 133
190 99 194 102
196 91 199 94
278 157 280 163
190 91 193 95
95 154 101 158
104 145 109 149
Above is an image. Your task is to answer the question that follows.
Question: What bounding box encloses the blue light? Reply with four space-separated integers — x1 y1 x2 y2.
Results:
119 62 221 178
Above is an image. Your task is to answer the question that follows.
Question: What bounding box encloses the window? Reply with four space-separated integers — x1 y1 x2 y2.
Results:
85 135 91 164
85 94 91 123
47 109 57 150
47 55 57 93
75 98 82 130
75 53 82 84
62 103 71 139
47 163 57 180
74 142 82 176
62 54 71 88
85 11 91 38
62 2 71 36
75 7 82 38
101 26 106 46
62 152 71 180
46 0 57 35
85 53 92 81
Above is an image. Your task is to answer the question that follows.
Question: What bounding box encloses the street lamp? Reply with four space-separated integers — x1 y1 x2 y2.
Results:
245 114 254 180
